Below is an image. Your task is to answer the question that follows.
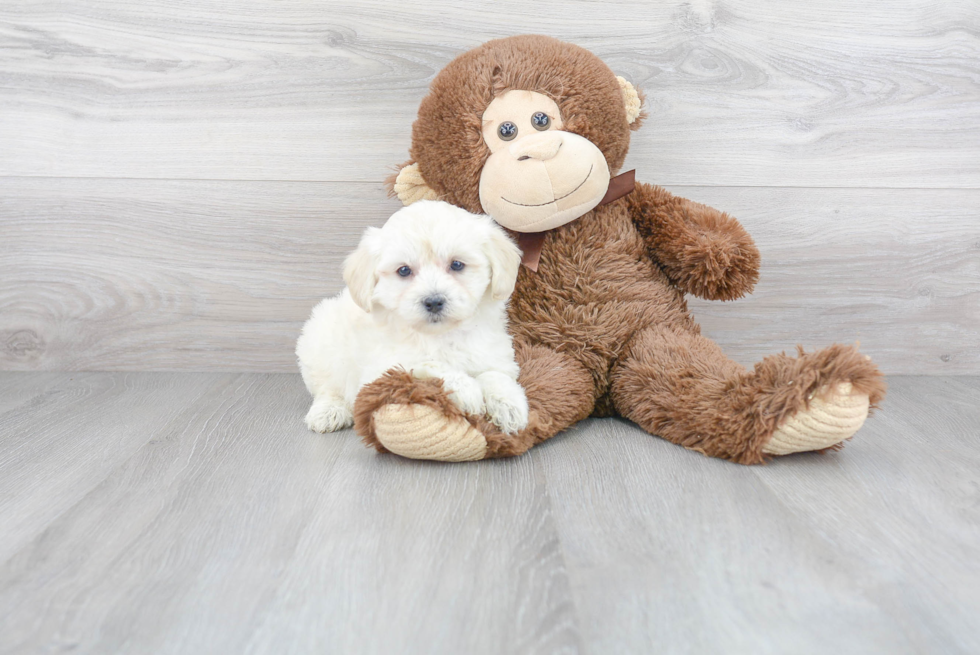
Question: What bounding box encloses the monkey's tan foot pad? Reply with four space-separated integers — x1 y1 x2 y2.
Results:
373 404 487 462
762 382 871 456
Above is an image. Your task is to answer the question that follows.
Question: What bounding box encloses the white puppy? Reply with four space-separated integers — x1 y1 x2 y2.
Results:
296 200 529 436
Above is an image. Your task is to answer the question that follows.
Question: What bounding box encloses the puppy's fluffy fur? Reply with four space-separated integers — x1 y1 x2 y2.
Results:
296 200 529 435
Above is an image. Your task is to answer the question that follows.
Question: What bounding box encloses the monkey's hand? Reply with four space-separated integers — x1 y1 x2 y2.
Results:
627 182 760 301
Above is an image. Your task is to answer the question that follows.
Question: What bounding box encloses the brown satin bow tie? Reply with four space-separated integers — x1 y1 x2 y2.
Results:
516 169 635 272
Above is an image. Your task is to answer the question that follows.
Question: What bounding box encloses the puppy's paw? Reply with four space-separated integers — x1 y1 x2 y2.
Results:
479 373 529 435
305 398 353 433
446 378 486 416
412 363 485 416
409 361 449 382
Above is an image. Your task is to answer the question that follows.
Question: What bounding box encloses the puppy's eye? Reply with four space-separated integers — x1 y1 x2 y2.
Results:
498 121 518 141
396 266 412 277
531 112 551 131
449 260 465 272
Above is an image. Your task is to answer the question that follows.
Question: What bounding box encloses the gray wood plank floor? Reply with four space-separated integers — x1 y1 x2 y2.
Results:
0 373 977 654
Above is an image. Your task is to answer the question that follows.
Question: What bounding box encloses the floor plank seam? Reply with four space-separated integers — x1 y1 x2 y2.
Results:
533 452 587 654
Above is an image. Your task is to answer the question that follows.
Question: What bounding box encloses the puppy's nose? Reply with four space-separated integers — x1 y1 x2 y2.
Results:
422 295 446 314
510 132 563 161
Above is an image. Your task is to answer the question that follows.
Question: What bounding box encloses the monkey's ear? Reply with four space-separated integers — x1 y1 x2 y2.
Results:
386 161 440 206
616 76 645 130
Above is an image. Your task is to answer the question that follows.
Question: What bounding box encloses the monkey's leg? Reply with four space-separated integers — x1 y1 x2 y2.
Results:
609 325 886 464
354 343 596 461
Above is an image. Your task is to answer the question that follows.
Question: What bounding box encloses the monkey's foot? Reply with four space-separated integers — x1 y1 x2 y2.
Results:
762 382 870 455
372 404 487 462
354 368 491 462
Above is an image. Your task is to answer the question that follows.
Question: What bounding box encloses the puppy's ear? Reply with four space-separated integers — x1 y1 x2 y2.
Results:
343 228 381 312
484 223 522 301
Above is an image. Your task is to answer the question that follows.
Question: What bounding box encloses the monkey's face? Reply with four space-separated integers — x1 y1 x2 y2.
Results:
398 36 642 230
478 90 611 233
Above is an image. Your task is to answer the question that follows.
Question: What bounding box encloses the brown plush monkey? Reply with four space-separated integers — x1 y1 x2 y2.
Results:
353 35 885 464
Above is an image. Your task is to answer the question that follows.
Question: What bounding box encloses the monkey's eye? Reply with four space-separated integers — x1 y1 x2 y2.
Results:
531 112 551 130
449 260 465 272
498 121 518 141
396 266 412 277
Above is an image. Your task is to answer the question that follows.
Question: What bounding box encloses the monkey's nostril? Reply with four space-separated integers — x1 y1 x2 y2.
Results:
518 155 530 161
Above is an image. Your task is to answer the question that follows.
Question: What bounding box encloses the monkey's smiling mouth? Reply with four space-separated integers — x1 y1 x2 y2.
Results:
500 165 593 207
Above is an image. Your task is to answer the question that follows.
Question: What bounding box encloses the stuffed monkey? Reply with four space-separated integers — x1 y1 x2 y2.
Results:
353 35 885 464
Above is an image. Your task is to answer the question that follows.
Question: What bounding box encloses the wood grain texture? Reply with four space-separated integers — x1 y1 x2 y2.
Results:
0 178 395 371
0 372 225 562
2 178 977 373
1 0 978 186
0 372 977 653
0 371 63 414
533 375 980 655
0 372 579 654
684 186 980 373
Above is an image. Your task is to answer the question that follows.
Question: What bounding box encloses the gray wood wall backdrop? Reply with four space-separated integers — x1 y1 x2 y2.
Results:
1 0 978 374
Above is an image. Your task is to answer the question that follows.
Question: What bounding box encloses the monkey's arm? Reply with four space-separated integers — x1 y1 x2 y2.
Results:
626 182 760 301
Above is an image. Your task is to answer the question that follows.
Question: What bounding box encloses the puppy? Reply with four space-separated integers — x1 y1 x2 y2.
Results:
296 200 529 436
